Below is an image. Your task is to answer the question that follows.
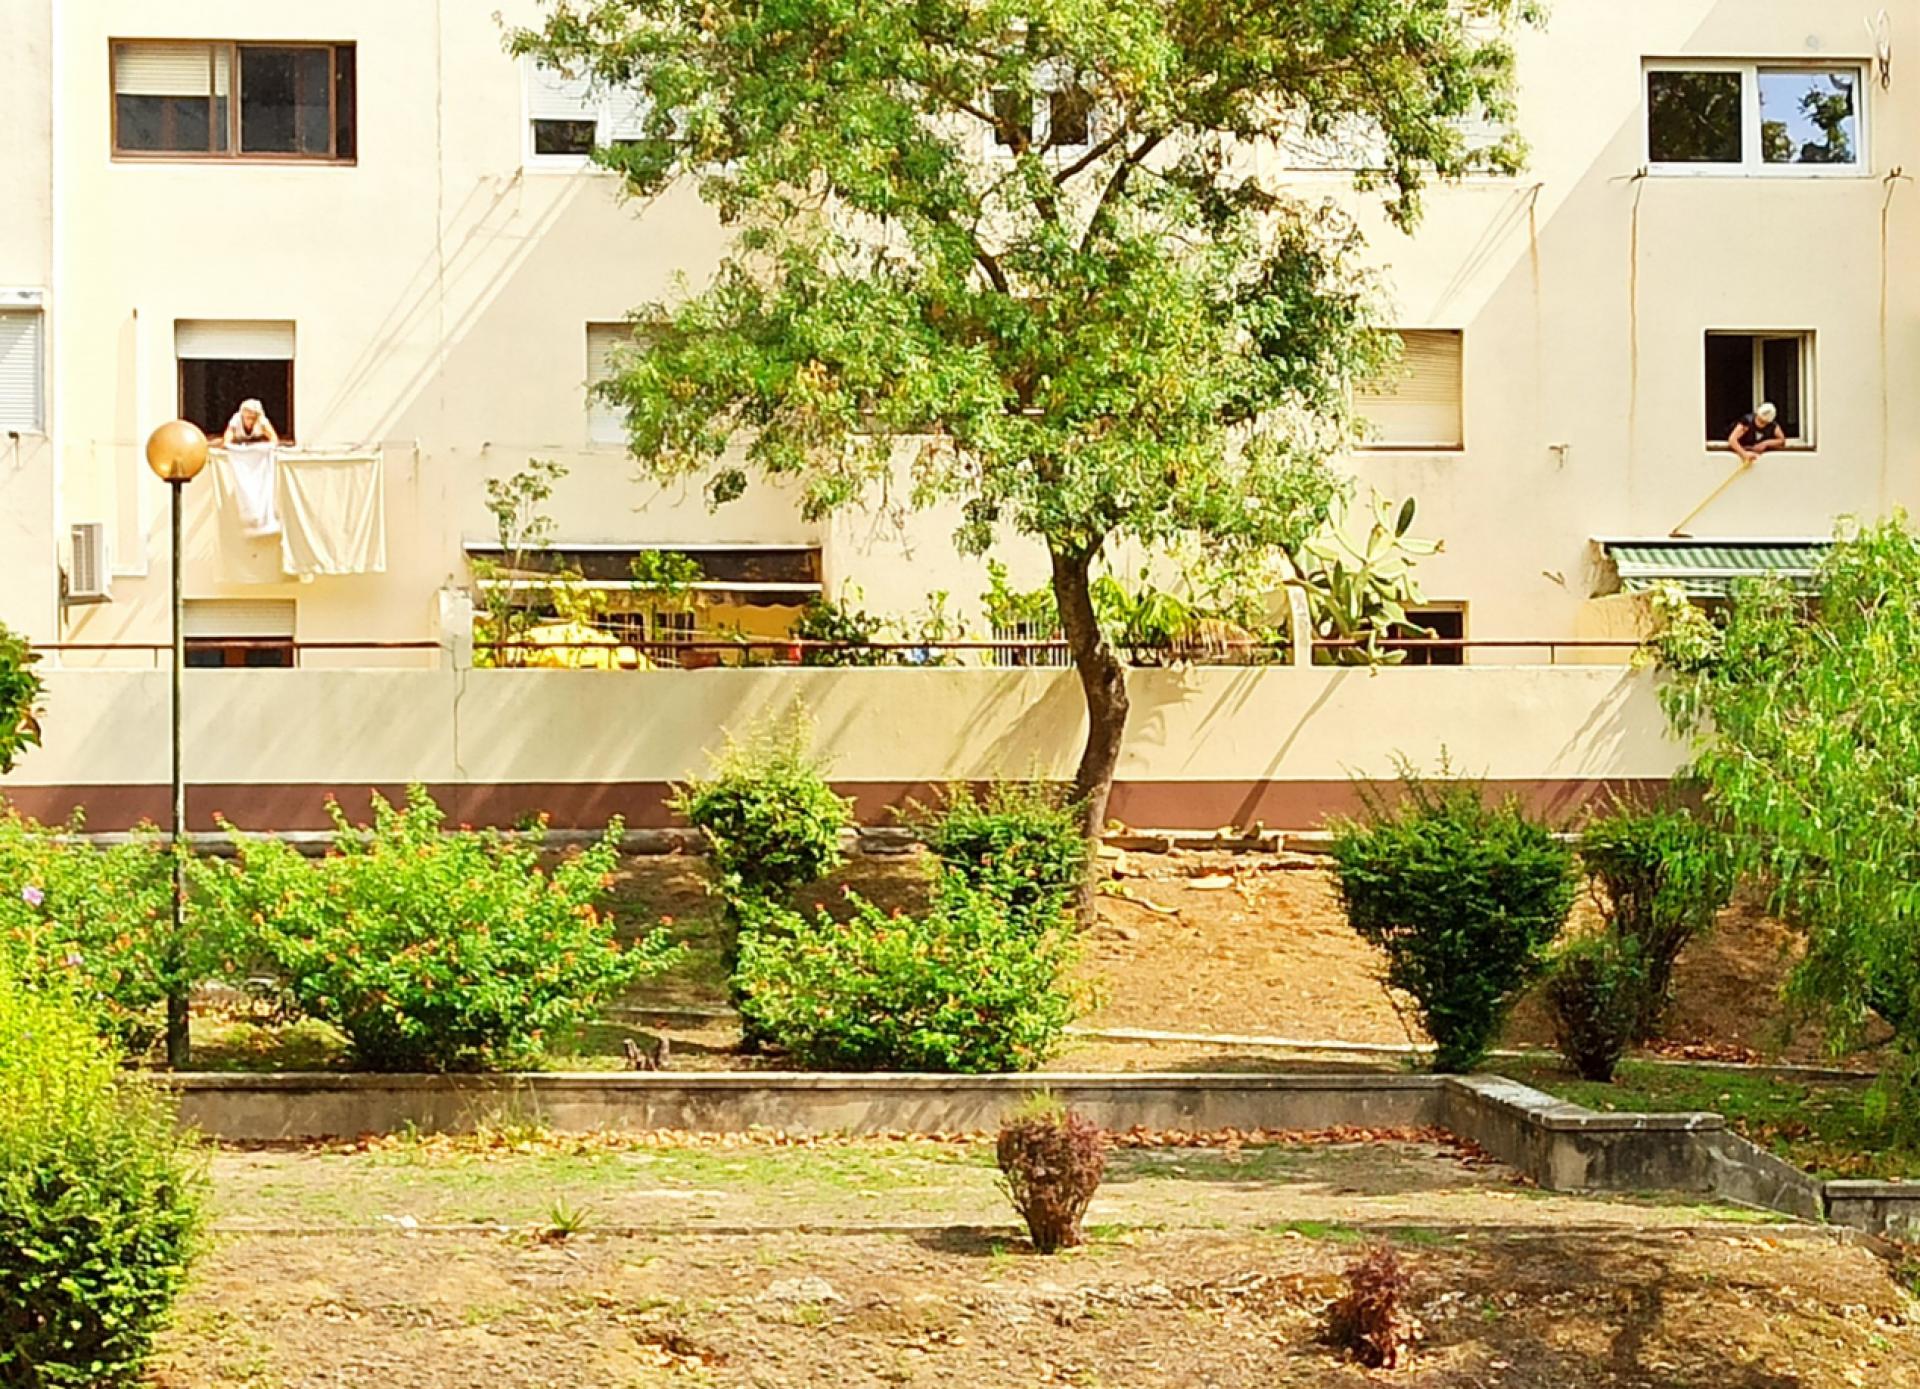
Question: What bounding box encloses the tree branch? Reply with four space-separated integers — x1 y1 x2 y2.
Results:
1080 132 1164 253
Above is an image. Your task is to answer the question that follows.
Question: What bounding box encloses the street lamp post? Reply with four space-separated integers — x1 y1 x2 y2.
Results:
145 420 209 1069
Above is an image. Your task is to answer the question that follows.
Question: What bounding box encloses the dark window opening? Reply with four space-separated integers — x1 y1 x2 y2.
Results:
1647 69 1743 164
533 119 598 156
1048 87 1092 146
1393 607 1465 666
185 639 294 669
111 40 354 160
179 359 294 443
1705 332 1807 442
239 47 333 155
991 90 1032 147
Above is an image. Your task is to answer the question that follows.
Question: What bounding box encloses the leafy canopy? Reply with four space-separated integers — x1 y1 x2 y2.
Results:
1650 518 1920 1058
514 0 1534 567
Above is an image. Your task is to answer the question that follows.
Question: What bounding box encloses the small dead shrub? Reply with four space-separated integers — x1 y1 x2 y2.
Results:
995 1094 1106 1254
1326 1241 1414 1370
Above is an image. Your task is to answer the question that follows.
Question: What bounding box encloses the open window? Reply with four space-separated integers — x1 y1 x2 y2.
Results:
1704 331 1812 446
183 600 295 668
1646 62 1864 173
1354 330 1464 450
525 59 647 166
986 66 1096 156
177 320 295 443
111 41 355 161
1392 605 1466 666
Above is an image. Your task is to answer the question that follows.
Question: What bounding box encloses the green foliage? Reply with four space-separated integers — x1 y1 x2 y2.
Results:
671 716 853 916
982 561 1059 636
0 965 204 1386
790 590 891 666
513 0 1526 810
996 1094 1107 1254
913 783 1089 924
470 458 610 666
1578 803 1732 1040
1330 768 1576 1072
192 787 676 1072
734 878 1079 1072
1542 932 1648 1083
0 811 196 1055
1290 492 1443 664
0 622 44 775
1649 517 1920 1127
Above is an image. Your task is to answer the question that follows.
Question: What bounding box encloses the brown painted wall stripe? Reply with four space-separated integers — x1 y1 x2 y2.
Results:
0 779 1671 834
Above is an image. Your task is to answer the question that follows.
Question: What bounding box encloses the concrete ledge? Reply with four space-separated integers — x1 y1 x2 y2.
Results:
1824 1180 1920 1240
160 1070 1448 1144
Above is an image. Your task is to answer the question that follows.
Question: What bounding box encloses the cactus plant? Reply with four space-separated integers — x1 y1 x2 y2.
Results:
1288 492 1443 665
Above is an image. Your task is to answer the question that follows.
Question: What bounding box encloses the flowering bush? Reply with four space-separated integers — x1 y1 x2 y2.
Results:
0 963 204 1386
734 877 1079 1072
193 787 678 1071
0 810 189 1054
0 621 44 775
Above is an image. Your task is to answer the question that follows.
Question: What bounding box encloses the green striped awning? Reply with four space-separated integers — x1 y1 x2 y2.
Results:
1597 539 1830 597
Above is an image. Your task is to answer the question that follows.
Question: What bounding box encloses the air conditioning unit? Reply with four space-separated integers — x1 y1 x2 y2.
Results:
67 522 110 602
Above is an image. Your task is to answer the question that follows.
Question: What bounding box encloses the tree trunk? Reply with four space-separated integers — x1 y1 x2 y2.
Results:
1051 545 1129 900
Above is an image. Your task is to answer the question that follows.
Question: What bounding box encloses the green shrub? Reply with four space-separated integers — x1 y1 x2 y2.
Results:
0 621 44 775
1543 933 1648 1083
0 810 190 1055
0 965 204 1386
672 717 852 916
913 783 1088 923
193 787 678 1072
1330 770 1576 1072
734 878 1079 1072
1579 803 1732 1041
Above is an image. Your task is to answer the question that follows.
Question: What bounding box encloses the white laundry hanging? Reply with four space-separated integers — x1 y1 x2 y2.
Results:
217 443 281 538
278 451 387 577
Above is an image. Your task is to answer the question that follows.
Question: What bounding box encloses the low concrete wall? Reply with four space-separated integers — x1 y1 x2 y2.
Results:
10 664 1680 831
163 1070 1448 1144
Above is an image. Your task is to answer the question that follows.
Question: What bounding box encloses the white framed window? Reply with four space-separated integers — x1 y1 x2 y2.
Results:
0 308 46 433
524 58 645 168
1645 61 1865 174
585 322 632 444
1705 330 1815 447
1354 329 1464 451
985 65 1097 159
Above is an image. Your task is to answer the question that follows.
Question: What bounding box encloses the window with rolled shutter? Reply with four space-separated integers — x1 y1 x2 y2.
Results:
1355 329 1463 449
527 59 651 160
586 323 630 444
0 311 45 432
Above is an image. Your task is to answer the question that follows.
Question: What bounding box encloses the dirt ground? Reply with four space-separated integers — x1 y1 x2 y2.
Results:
600 847 1855 1067
152 1135 1919 1388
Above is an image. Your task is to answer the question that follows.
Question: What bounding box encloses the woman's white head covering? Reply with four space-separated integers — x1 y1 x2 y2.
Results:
1756 402 1778 425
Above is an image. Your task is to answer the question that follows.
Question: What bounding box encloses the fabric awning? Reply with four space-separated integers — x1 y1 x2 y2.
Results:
1596 539 1830 597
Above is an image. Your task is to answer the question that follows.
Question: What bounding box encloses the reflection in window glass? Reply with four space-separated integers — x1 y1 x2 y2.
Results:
1048 87 1092 146
991 89 1032 147
1760 69 1859 165
1647 70 1742 163
240 47 333 155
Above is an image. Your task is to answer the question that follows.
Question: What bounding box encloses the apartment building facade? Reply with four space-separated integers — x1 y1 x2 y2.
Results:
6 0 1915 663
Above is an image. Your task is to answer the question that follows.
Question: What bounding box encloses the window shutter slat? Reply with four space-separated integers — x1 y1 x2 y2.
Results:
527 60 597 120
586 323 628 443
0 312 44 431
114 42 225 97
1356 329 1463 448
175 319 295 361
183 599 295 638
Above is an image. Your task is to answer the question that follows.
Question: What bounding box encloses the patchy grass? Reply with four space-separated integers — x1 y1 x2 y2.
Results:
1498 1058 1915 1181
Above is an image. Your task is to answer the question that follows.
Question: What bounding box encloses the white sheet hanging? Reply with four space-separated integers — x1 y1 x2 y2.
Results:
278 451 387 577
218 443 281 538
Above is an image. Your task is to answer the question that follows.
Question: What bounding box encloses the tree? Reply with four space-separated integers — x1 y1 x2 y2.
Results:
1650 518 1920 1124
0 620 44 775
515 0 1534 833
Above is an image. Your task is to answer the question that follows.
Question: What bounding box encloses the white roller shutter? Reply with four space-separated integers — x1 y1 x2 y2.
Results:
586 322 629 443
604 87 649 141
114 42 227 97
527 59 597 120
175 319 295 361
183 599 295 639
1355 329 1463 449
0 311 44 432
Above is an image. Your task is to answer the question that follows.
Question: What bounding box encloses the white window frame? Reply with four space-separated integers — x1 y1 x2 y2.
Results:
523 57 646 171
982 63 1098 161
1704 329 1817 450
1353 328 1465 453
1644 59 1869 177
0 301 47 435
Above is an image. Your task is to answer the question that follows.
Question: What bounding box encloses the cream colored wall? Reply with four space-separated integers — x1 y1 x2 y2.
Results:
12 664 1681 794
1 0 56 642
41 0 1920 653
